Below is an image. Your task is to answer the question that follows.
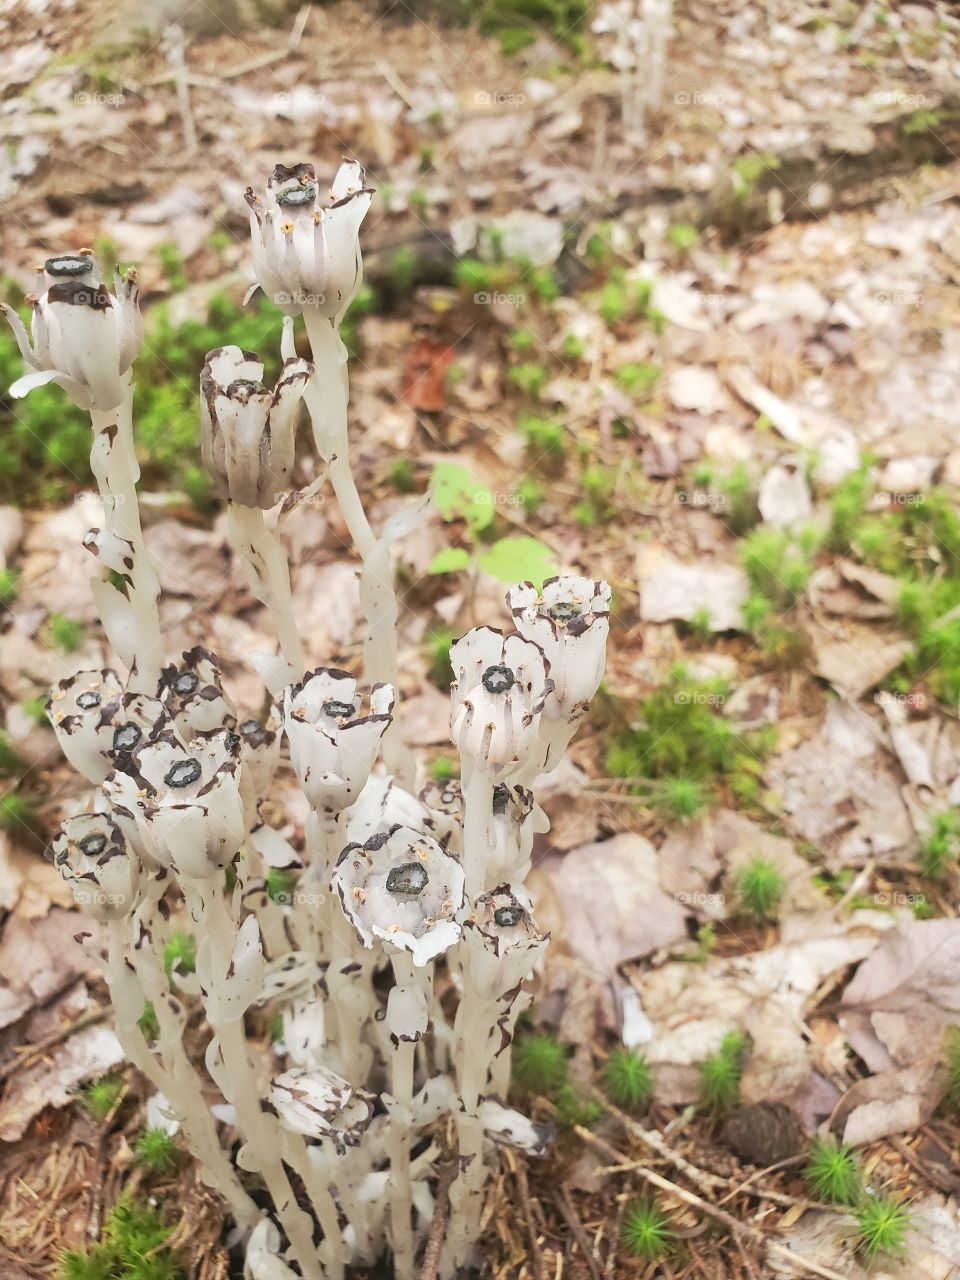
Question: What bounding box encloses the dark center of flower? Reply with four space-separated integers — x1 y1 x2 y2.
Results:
481 665 515 694
546 601 582 622
386 862 429 897
492 783 511 815
494 905 523 928
239 718 262 735
79 832 108 856
76 691 101 709
275 184 318 208
322 699 355 720
173 671 199 696
164 758 202 788
112 722 142 752
45 254 93 277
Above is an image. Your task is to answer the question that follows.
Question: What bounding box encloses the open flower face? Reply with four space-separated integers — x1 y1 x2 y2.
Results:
1 255 141 411
162 647 237 737
332 824 466 967
106 728 245 879
46 813 141 921
200 346 312 508
245 160 373 319
270 1065 374 1153
283 668 394 815
449 627 553 778
462 884 548 1001
106 692 177 774
46 668 125 783
507 576 610 723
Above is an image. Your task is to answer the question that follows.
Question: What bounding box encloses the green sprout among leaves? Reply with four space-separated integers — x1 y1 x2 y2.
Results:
736 856 785 921
82 1076 123 1120
804 1136 861 1205
58 1194 183 1280
162 931 196 981
604 1049 652 1110
512 1031 569 1096
137 1127 178 1175
698 1031 749 1112
620 1195 674 1262
919 811 960 880
855 1191 912 1262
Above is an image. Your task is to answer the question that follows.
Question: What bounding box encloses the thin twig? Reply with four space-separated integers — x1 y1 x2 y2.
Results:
0 1008 108 1081
575 1128 850 1280
554 1186 602 1280
514 1155 545 1280
589 1090 727 1193
419 1163 456 1280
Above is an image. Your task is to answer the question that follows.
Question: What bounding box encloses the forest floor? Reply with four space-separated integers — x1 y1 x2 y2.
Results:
2 0 960 1277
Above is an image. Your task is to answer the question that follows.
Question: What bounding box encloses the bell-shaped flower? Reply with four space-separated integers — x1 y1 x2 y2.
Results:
46 813 141 921
332 823 465 967
487 783 536 885
480 1099 553 1156
507 576 610 723
106 691 177 774
161 646 237 737
270 1065 375 1153
104 728 244 879
46 668 124 783
418 778 463 853
461 884 548 1002
237 704 282 828
449 627 553 778
244 159 373 319
1 254 141 411
281 994 327 1069
255 951 324 1006
200 346 312 508
244 1218 298 1280
283 667 394 815
343 773 429 846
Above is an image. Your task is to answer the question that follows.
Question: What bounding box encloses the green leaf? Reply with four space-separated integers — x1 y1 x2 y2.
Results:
478 536 555 587
428 547 471 575
430 462 493 533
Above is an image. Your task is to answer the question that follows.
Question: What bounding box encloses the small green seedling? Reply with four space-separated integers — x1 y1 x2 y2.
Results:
58 1194 182 1280
942 1026 960 1112
620 1195 674 1261
698 1031 749 1112
162 931 196 980
425 625 455 688
855 1190 912 1262
511 1032 569 1096
604 1049 652 1110
82 1076 123 1120
919 811 960 880
804 1136 861 1205
736 856 785 921
137 1126 178 1174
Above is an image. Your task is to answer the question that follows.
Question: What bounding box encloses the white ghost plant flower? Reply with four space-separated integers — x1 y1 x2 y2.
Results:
332 824 465 967
200 345 313 509
487 783 536 885
461 884 548 1002
46 812 141 920
237 704 283 828
343 773 429 847
449 628 553 779
1 253 141 411
104 728 245 879
244 1218 299 1280
270 1065 375 1153
162 646 238 737
46 667 124 783
283 668 394 815
418 778 463 853
507 576 611 724
245 160 373 319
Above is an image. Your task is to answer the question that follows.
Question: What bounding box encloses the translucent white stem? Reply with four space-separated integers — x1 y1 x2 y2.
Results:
88 388 162 691
386 953 419 1280
300 309 413 786
227 501 305 678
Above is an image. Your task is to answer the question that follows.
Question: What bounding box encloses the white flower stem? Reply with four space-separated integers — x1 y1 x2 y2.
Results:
461 768 494 900
88 388 162 691
386 953 419 1280
227 501 305 677
105 920 259 1226
300 309 413 786
186 880 323 1280
279 1133 343 1280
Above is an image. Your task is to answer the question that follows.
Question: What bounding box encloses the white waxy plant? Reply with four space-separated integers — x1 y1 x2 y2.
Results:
10 155 611 1280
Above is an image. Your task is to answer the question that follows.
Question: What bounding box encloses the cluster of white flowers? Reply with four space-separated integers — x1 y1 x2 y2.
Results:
7 158 610 1280
592 0 673 143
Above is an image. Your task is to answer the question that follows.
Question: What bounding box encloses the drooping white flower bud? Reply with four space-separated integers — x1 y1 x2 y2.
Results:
449 628 553 779
343 774 429 847
487 784 536 885
46 668 125 783
244 1218 299 1280
1 254 141 411
418 778 463 854
332 824 465 967
461 884 548 1002
244 160 373 320
161 646 237 737
237 704 282 829
270 1065 375 1153
283 668 394 816
104 727 244 879
200 346 312 508
507 576 610 724
46 813 141 921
